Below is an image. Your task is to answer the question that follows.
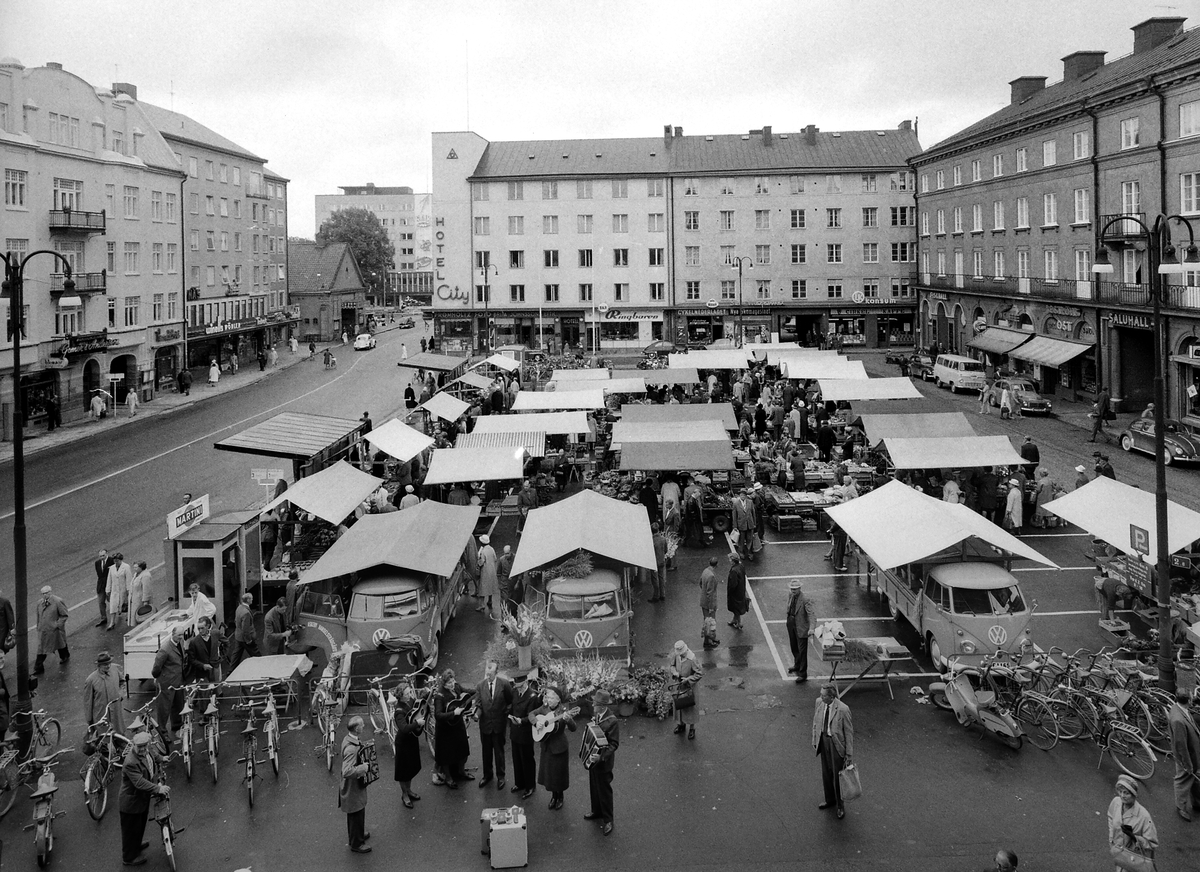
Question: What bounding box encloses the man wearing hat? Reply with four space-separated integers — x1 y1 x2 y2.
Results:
84 651 126 736
732 489 755 562
339 716 373 853
399 484 420 510
785 580 814 682
151 624 187 745
507 668 542 800
34 584 69 674
1094 452 1116 481
727 553 749 631
119 731 168 866
477 534 499 619
583 688 620 836
1074 464 1090 490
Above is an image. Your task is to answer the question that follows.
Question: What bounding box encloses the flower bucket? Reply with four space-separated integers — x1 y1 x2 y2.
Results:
617 701 636 718
517 644 532 670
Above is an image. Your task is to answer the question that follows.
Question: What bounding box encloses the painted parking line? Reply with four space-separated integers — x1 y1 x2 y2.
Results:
732 532 791 681
761 540 827 546
747 573 854 581
1022 532 1091 538
1013 566 1096 572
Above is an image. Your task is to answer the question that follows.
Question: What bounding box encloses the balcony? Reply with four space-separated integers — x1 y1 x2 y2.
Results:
1099 212 1147 241
922 273 1200 313
246 184 268 200
51 271 106 294
48 209 106 233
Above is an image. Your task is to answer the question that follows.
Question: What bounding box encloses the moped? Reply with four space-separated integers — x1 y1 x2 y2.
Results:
929 658 1024 749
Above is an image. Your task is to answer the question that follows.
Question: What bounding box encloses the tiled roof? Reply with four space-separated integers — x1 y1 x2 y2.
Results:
470 128 921 179
139 101 265 162
925 23 1200 155
288 241 361 292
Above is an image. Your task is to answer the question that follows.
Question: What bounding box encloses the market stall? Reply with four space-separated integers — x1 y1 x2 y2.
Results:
511 389 605 411
878 435 1026 470
612 368 700 386
262 461 384 525
780 357 868 380
362 419 434 463
399 351 470 380
444 370 495 399
610 419 728 444
470 410 593 437
764 347 839 365
818 377 923 402
422 446 527 486
619 440 736 471
551 377 647 394
474 353 521 374
746 341 800 360
551 368 610 382
418 391 470 424
214 411 367 479
456 430 547 458
667 349 752 370
856 412 976 447
618 402 739 431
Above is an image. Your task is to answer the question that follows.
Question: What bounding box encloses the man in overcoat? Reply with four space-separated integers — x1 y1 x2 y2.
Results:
34 585 69 673
812 684 854 819
475 659 513 789
785 579 814 682
340 716 372 853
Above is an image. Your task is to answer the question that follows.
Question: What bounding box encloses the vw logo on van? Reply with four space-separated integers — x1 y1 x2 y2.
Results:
574 630 594 648
987 625 1008 646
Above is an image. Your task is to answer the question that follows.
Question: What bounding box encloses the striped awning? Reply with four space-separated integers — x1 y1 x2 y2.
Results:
456 430 546 458
967 326 1032 355
1006 335 1093 367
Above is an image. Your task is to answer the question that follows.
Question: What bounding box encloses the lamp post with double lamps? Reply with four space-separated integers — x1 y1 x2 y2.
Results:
1 250 75 754
479 263 498 355
730 255 754 348
1092 212 1197 695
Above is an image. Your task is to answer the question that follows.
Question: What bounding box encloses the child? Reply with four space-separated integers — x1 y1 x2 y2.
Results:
701 616 720 650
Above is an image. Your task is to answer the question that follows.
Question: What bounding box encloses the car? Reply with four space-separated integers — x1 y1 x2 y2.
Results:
906 353 935 381
397 317 415 329
642 339 677 356
987 377 1053 415
1120 418 1200 465
353 333 376 351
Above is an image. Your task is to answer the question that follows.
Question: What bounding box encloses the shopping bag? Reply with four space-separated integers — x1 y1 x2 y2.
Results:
729 529 740 546
838 763 862 802
669 682 696 710
1109 843 1156 872
750 532 763 553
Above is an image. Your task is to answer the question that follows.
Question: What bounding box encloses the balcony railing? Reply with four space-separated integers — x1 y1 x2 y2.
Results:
1099 212 1147 240
51 271 106 294
922 272 1200 312
246 184 268 200
48 208 106 233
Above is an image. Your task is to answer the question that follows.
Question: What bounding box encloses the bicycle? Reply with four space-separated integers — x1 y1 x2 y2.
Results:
201 683 222 784
22 747 74 868
151 754 183 872
1051 675 1156 779
235 687 280 808
0 700 64 819
253 684 282 777
366 670 402 756
312 675 343 773
178 684 201 780
127 698 169 758
982 654 1061 752
81 705 133 821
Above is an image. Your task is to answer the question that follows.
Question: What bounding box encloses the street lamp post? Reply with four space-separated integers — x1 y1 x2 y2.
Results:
479 263 498 355
1093 212 1196 695
1 250 74 755
731 256 754 347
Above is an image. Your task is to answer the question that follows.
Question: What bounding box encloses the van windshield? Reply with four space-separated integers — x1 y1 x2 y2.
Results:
548 591 619 620
960 360 984 372
951 585 1026 615
351 590 421 620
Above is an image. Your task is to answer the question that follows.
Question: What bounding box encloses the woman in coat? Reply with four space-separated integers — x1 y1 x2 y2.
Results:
726 553 749 631
207 359 220 387
1107 774 1157 870
477 535 499 619
529 685 575 810
392 684 424 808
128 561 153 623
669 640 703 739
1032 468 1056 528
432 670 472 788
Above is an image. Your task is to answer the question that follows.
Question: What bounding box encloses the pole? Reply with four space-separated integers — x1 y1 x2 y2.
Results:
737 261 744 348
1151 219 1175 694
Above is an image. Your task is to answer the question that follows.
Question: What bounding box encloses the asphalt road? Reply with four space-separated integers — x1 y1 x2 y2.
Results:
1 343 1198 870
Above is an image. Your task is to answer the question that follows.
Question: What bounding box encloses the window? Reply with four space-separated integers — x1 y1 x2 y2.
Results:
1181 101 1200 138
1121 117 1140 149
720 177 735 195
166 243 177 273
507 216 524 235
754 210 770 230
788 175 804 194
935 170 945 190
683 178 699 196
189 230 199 251
510 284 525 302
791 279 807 299
167 292 178 319
826 208 841 228
1042 193 1057 226
648 212 665 232
149 190 162 222
474 251 491 269
863 242 879 263
952 165 962 186
123 242 140 274
188 156 198 177
234 232 242 251
543 215 559 234
577 214 593 234
720 280 736 301
826 174 842 193
791 244 807 264
1044 250 1058 281
544 283 559 302
579 248 593 267
541 181 558 200
971 159 982 182
55 301 82 335
649 282 664 301
1015 197 1029 228
791 209 806 229
1017 250 1030 279
576 180 592 199
827 283 843 299
1043 140 1057 166
684 211 699 231
543 250 559 268
936 209 945 234
613 248 629 267
863 279 880 298
578 283 592 302
1073 131 1090 160
862 173 878 192
219 198 228 217
862 207 878 228
972 204 983 232
891 278 911 298
993 200 1005 230
1181 173 1200 214
891 242 914 262
53 178 82 211
507 181 524 200
754 175 770 194
649 248 664 266
720 210 734 231
613 282 628 301
613 213 629 233
684 281 700 301
472 183 489 201
205 160 214 180
973 250 984 278
124 295 140 327
4 169 26 206
647 178 665 197
953 206 963 233
755 244 771 265
994 250 1005 279
937 251 946 275
921 174 929 193
892 206 915 227
755 279 771 300
152 293 164 320
993 154 1004 177
921 212 929 236
684 246 700 266
509 250 525 269
152 243 163 272
1075 249 1091 280
1015 147 1028 172
1122 180 1141 220
827 243 842 264
611 179 627 198
205 195 215 216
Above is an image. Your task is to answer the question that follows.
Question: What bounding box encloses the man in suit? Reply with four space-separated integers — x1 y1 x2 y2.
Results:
732 489 755 561
119 731 169 866
151 625 187 745
94 549 112 628
812 684 854 819
228 593 259 669
475 659 513 789
786 580 814 682
1168 688 1200 821
508 668 541 800
583 688 619 836
185 617 221 684
339 716 372 853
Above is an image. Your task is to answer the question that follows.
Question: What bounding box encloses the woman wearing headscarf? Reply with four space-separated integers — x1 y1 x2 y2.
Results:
433 669 472 789
392 683 424 808
668 640 703 740
726 554 749 631
1032 467 1056 528
528 685 575 810
1107 774 1157 871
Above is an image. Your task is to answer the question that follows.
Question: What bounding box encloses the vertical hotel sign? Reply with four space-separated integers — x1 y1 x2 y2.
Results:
435 143 468 307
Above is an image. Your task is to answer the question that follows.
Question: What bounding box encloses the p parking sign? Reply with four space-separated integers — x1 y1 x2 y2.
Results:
1129 524 1150 557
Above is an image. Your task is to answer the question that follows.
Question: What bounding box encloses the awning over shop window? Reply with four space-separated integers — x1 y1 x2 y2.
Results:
1006 335 1094 368
967 326 1032 355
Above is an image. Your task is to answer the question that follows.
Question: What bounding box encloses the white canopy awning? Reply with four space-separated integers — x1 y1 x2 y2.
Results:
423 446 526 485
552 377 647 394
418 392 470 423
619 440 736 471
511 389 605 411
818 377 923 402
263 461 383 525
456 430 546 458
450 371 495 391
766 347 839 365
857 412 976 445
611 419 728 443
746 341 800 360
551 368 609 382
471 411 593 436
362 419 434 463
510 489 656 575
633 368 701 386
781 358 868 380
476 354 521 373
619 402 738 431
1042 477 1200 564
668 349 752 370
881 435 1027 470
824 479 1056 569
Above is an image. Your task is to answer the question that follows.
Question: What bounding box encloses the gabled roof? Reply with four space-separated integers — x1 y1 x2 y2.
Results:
923 22 1200 156
287 241 364 293
139 101 266 162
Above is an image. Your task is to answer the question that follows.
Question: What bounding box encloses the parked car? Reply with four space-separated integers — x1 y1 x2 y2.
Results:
1120 418 1200 465
987 377 1053 415
933 354 987 393
397 317 415 329
642 339 676 356
907 353 936 381
353 333 376 351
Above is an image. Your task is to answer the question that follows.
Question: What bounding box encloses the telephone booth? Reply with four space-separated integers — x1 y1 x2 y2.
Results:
163 510 262 628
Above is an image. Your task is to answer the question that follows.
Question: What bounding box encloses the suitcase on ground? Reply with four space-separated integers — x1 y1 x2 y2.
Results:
481 807 527 868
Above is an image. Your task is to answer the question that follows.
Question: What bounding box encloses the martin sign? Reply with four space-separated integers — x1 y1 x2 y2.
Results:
167 494 210 539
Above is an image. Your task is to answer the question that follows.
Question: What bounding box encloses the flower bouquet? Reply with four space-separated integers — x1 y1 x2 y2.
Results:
663 531 681 561
501 603 543 646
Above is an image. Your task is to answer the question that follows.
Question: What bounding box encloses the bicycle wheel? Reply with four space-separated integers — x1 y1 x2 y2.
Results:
325 722 336 772
367 694 385 735
1106 727 1155 781
1072 692 1101 738
182 721 193 781
1140 692 1173 755
33 718 62 758
1119 696 1153 745
35 819 51 868
207 724 219 784
1015 697 1059 751
0 758 22 819
84 756 109 821
270 726 280 776
163 823 177 872
244 738 256 807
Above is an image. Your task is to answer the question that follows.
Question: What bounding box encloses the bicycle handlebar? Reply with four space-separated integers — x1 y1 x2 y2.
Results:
33 748 75 765
366 669 402 686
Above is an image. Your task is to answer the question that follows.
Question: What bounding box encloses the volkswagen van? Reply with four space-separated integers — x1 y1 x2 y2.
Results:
933 354 987 393
533 566 632 665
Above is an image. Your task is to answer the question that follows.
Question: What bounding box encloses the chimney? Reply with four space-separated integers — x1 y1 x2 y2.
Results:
1062 51 1106 82
804 124 818 145
898 119 912 132
762 125 773 146
1009 76 1047 105
1132 17 1185 54
664 124 673 145
112 82 138 100
674 126 682 138
46 62 62 70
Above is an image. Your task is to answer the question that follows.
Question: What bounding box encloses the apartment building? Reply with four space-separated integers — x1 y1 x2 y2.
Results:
911 16 1200 421
432 123 921 356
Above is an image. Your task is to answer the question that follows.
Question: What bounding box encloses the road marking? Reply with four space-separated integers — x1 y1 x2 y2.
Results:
732 532 790 680
747 573 849 581
1033 609 1106 617
1022 532 1091 538
1013 566 1096 572
761 540 826 546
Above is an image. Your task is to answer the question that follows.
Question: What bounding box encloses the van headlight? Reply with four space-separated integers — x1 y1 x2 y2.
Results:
960 641 977 654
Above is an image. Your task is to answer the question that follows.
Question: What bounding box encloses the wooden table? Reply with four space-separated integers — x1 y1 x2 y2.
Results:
814 635 913 699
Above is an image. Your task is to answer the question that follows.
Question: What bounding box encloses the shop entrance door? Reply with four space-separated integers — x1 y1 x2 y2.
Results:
1118 329 1154 408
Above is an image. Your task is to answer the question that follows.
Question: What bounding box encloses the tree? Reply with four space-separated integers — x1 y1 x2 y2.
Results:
315 208 395 287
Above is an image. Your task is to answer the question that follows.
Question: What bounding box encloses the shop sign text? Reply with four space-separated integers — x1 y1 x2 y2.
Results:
1108 312 1152 331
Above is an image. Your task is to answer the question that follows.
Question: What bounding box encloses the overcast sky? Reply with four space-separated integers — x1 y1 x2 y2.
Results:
4 0 1195 237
